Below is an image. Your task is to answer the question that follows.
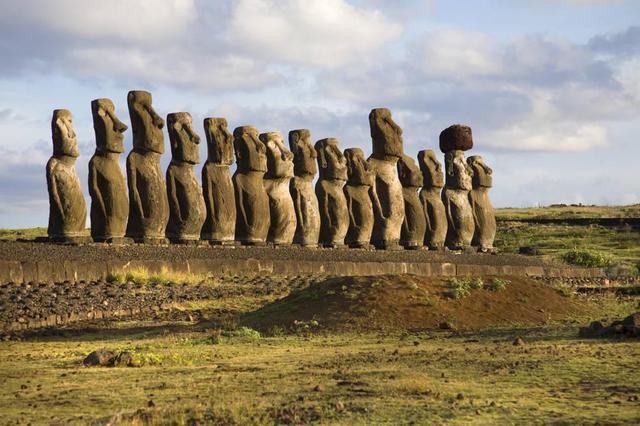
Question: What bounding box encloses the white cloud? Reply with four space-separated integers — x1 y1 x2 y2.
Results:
229 0 402 67
488 123 608 151
1 0 197 44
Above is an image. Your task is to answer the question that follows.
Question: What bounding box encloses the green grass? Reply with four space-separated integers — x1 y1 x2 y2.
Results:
561 249 614 268
496 204 640 220
0 227 47 240
1 305 639 425
107 267 213 285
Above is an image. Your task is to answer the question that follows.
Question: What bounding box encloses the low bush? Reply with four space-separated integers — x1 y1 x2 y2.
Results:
487 278 511 292
561 249 613 268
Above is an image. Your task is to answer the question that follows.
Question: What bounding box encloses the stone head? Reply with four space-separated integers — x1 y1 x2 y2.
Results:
51 109 79 158
233 126 267 173
91 98 128 154
344 148 373 187
167 112 200 165
127 90 165 154
418 149 444 189
369 107 403 160
467 155 493 188
288 129 317 177
315 138 347 181
259 132 294 179
439 124 473 153
397 154 423 188
444 150 473 191
203 117 234 166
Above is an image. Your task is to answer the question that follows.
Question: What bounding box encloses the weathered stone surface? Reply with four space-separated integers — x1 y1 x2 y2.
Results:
201 118 236 244
397 155 426 249
260 132 296 245
125 90 169 243
439 124 473 153
83 349 116 367
165 112 206 242
88 98 128 242
418 150 447 250
289 129 320 247
442 150 475 250
47 109 87 242
233 126 270 245
467 155 496 252
344 148 374 248
315 138 349 247
368 108 404 249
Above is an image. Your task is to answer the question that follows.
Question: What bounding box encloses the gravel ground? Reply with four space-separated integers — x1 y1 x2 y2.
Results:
0 240 547 267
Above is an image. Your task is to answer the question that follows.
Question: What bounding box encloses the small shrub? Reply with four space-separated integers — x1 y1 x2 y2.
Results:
561 249 613 268
446 277 472 300
222 326 261 340
470 278 484 289
487 278 511 292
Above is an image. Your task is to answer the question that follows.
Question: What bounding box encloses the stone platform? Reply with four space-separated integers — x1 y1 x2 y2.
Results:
0 241 601 284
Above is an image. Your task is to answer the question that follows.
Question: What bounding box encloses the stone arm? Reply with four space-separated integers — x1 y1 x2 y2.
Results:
88 160 107 219
127 160 145 220
443 194 458 233
369 180 386 220
46 161 64 221
321 187 332 229
166 172 183 224
346 191 356 229
235 181 248 231
292 183 305 229
202 167 216 221
421 195 432 231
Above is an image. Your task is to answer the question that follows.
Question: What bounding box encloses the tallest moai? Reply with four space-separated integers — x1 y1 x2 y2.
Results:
367 108 405 250
125 90 169 244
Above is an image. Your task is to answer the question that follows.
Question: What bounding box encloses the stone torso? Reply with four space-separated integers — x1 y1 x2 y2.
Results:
46 157 86 237
201 163 236 242
469 187 496 250
367 157 404 246
316 179 349 246
400 186 426 248
290 176 320 247
126 150 169 240
233 171 270 244
88 153 128 239
419 188 447 249
344 183 373 246
166 162 206 241
442 188 474 249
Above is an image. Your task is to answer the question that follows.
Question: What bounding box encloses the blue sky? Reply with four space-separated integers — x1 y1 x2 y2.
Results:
0 0 638 228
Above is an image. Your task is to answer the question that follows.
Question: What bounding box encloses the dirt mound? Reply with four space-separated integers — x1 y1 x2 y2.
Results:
243 275 589 332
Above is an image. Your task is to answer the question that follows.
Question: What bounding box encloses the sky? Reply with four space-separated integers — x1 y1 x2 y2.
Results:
0 0 638 228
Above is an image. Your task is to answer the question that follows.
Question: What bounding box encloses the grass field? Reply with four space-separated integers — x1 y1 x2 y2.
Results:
1 205 639 424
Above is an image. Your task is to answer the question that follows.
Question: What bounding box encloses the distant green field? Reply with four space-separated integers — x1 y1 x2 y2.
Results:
496 204 640 220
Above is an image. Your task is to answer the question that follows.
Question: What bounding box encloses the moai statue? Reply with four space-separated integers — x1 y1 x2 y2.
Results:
125 90 169 244
343 148 374 248
315 138 349 248
46 109 87 242
233 126 270 245
467 155 496 252
418 149 447 250
440 125 475 250
397 154 426 249
289 129 320 248
260 132 296 245
88 98 128 243
201 118 236 245
367 108 405 250
165 112 206 243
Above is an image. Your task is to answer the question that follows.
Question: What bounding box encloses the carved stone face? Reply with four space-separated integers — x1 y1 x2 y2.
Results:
167 112 200 165
127 90 165 154
315 138 347 181
397 154 423 188
288 129 317 177
51 109 79 158
344 148 373 186
233 126 267 173
204 117 234 165
369 107 403 160
418 149 444 189
259 132 294 179
445 150 473 191
467 155 493 188
91 98 128 154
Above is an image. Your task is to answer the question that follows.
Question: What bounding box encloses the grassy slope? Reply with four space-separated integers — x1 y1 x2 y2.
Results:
495 204 640 220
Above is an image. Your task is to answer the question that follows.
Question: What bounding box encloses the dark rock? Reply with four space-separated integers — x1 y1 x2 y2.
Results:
83 349 116 367
512 337 525 346
519 247 539 256
114 351 135 367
